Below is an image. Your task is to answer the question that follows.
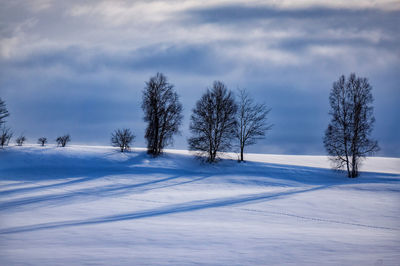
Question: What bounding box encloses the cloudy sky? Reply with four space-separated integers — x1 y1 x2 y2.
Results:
1 0 399 156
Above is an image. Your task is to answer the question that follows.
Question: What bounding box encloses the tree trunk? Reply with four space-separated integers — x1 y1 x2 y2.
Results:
153 116 159 155
212 150 217 162
346 157 351 177
351 156 358 178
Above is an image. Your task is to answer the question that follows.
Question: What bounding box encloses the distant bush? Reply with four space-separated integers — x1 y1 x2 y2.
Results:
56 134 70 147
0 126 12 148
111 128 135 152
38 137 47 146
16 135 26 146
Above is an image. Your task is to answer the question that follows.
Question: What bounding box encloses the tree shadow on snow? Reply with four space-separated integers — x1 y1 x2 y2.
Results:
0 148 398 213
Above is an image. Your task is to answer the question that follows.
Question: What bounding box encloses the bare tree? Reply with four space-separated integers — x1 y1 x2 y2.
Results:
0 126 12 148
38 137 47 146
111 128 135 152
188 81 237 162
16 135 26 146
56 134 71 147
236 89 272 162
0 98 9 126
142 73 183 156
324 73 379 178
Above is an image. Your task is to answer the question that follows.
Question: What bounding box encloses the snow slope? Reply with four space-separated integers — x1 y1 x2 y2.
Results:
0 145 399 265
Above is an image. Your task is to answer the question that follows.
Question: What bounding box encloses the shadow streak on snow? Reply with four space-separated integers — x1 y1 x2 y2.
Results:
0 149 398 212
0 173 212 211
0 166 202 197
1 154 398 195
1 148 398 183
0 185 329 234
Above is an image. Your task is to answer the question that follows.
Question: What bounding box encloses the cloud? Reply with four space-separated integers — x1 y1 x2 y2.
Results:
1 44 231 76
0 0 399 156
188 5 400 23
185 5 400 46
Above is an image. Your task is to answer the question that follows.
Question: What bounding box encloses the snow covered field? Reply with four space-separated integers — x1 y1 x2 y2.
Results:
0 145 399 265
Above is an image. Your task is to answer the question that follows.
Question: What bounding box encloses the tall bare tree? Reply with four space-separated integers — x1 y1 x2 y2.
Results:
324 73 379 178
0 98 10 126
111 128 135 152
142 73 183 156
188 81 237 162
236 89 272 162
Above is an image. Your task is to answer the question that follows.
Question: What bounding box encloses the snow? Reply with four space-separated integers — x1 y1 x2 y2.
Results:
0 145 399 265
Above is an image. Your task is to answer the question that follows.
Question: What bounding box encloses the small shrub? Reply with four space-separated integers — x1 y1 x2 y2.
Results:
56 134 71 147
111 128 135 152
16 135 26 146
0 126 12 148
38 137 47 146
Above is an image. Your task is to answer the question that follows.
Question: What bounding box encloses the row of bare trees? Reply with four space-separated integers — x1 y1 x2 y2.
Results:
137 72 379 176
188 81 272 162
1 132 69 148
1 98 72 148
0 103 71 148
1 72 379 177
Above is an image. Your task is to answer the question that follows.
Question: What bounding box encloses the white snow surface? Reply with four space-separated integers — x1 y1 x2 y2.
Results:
0 145 399 265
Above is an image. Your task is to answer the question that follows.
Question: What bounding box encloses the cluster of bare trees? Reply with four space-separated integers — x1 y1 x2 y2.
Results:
139 74 272 162
188 81 270 162
1 72 380 178
111 73 271 162
135 72 379 177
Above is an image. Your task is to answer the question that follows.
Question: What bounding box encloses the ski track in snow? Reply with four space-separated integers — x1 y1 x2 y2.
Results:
238 207 399 231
